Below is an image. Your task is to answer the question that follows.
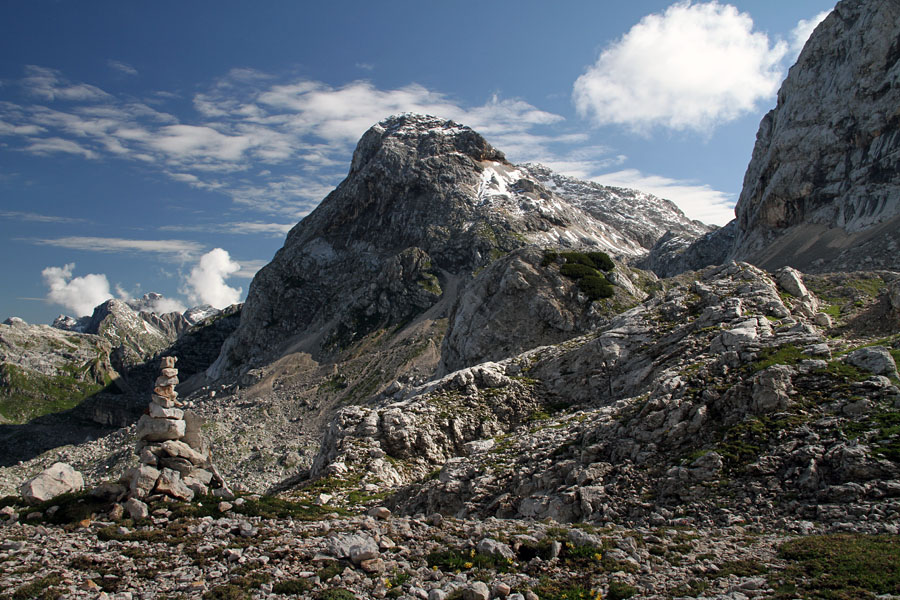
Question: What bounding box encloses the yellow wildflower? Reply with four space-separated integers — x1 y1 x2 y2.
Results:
594 552 603 561
463 561 474 569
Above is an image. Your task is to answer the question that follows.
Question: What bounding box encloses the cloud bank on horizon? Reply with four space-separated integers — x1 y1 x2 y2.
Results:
42 248 246 317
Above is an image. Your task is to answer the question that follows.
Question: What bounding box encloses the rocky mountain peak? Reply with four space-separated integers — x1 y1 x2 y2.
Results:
349 114 506 175
211 114 708 377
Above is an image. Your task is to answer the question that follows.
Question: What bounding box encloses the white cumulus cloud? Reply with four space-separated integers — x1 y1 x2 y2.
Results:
573 1 788 133
182 248 243 308
143 295 187 314
42 263 113 317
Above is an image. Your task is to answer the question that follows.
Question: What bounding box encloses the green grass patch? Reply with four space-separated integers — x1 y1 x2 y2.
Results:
317 588 357 600
815 361 867 383
774 534 900 599
272 579 313 595
239 495 347 519
14 490 113 525
713 559 769 578
750 344 804 372
0 362 109 423
426 548 513 573
5 573 64 600
607 581 637 600
843 411 900 462
216 494 350 520
719 415 807 470
847 278 886 298
531 577 596 600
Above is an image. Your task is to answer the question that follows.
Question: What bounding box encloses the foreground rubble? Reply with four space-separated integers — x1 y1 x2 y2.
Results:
1 493 898 600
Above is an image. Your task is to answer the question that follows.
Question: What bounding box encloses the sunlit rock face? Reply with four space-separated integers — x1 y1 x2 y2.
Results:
732 0 900 272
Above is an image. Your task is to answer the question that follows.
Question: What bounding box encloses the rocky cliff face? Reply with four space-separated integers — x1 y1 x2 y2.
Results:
642 221 737 278
644 0 900 278
210 114 703 378
731 0 900 271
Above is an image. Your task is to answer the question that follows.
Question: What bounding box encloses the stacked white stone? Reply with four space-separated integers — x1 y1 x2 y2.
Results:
129 356 226 502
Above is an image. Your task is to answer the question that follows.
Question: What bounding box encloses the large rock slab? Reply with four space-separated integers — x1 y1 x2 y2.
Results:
845 346 898 379
135 415 185 442
154 468 194 502
20 462 84 505
160 440 208 465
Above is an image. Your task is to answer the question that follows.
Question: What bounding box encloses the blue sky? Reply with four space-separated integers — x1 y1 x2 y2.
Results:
1 1 836 324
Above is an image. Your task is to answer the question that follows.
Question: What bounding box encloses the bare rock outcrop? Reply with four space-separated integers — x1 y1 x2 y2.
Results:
439 247 648 374
732 0 900 272
20 462 84 505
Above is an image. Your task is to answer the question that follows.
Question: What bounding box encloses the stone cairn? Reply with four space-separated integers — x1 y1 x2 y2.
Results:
127 356 231 503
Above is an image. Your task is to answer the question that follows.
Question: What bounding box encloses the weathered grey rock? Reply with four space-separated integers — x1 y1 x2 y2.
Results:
776 267 812 300
845 346 898 378
462 582 490 600
124 497 149 520
440 247 645 373
476 538 515 560
0 321 117 424
20 462 84 505
731 0 900 272
349 541 379 565
325 533 378 561
642 221 735 278
751 365 794 414
182 410 206 452
157 456 194 476
148 403 183 420
813 312 833 328
888 280 900 312
160 440 208 465
155 375 178 387
209 114 705 378
367 506 391 520
135 415 185 442
151 393 177 408
690 451 724 482
80 298 187 368
88 482 127 502
154 468 194 502
129 465 160 499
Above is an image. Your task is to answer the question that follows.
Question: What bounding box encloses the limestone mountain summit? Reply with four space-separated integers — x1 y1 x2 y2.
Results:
210 113 704 377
